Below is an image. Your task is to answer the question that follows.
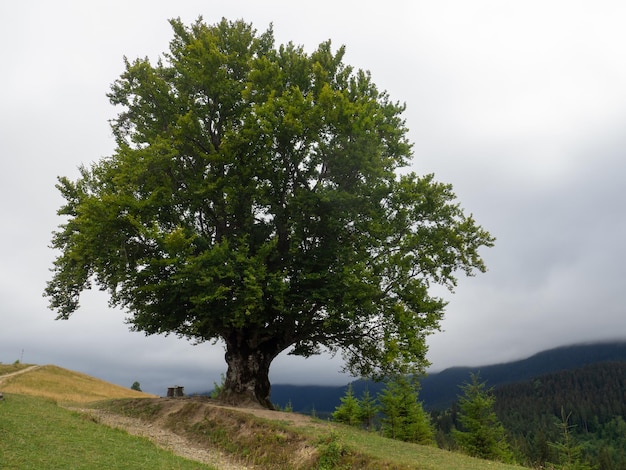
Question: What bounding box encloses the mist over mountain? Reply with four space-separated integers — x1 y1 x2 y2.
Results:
270 341 626 413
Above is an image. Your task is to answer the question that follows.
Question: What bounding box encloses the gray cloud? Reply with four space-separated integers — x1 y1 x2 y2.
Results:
2 1 626 394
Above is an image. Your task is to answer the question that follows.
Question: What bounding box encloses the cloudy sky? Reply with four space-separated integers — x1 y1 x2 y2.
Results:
2 1 625 395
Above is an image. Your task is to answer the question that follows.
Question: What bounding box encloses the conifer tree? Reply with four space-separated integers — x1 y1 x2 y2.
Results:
378 375 433 444
332 384 362 426
359 388 378 431
452 373 513 462
549 408 596 470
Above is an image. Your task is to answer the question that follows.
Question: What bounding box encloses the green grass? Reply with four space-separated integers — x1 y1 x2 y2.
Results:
312 423 528 470
0 394 215 470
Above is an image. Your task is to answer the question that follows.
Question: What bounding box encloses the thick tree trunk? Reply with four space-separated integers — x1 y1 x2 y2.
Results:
220 333 283 409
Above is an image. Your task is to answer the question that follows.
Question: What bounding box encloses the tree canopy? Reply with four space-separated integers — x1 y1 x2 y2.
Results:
45 17 494 408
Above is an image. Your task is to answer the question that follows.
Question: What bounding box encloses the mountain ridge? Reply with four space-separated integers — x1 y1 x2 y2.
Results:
270 340 626 412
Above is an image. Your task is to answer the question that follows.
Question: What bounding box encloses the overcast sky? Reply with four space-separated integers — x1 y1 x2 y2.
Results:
2 1 625 395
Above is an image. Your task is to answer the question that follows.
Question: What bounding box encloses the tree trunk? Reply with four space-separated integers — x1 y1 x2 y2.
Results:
220 333 283 409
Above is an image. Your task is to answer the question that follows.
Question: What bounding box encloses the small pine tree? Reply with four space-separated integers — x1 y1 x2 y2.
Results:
549 408 596 470
378 375 434 444
130 381 142 391
452 373 513 462
332 384 362 426
359 388 378 431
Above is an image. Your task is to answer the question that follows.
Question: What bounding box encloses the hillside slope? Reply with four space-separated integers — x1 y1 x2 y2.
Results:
95 397 527 469
0 364 156 403
0 362 529 469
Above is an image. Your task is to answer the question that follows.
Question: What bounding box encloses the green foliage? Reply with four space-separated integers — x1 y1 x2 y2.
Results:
44 16 493 406
452 373 513 462
549 408 597 470
316 432 350 470
332 384 364 427
210 373 225 399
432 361 626 468
130 381 142 391
491 362 626 468
358 388 378 431
378 375 434 444
332 384 379 431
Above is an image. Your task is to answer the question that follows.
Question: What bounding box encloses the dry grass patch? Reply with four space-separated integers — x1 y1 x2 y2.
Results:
0 362 33 376
0 365 156 403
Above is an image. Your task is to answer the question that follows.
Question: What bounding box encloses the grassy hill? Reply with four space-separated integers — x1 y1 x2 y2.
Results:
0 363 157 403
0 363 529 469
0 364 214 469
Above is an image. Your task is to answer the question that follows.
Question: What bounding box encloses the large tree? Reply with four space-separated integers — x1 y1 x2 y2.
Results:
45 17 494 408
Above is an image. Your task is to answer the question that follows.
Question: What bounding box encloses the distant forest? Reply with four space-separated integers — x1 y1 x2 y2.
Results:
271 341 626 413
433 361 626 468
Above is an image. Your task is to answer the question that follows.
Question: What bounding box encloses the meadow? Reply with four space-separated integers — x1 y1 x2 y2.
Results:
0 393 215 469
0 363 529 469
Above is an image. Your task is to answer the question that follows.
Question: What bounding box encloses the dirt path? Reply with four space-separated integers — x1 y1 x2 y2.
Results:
211 402 324 428
69 399 326 469
0 365 40 385
70 405 252 470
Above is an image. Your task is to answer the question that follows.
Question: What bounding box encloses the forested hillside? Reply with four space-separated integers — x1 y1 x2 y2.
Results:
432 361 626 469
271 341 626 413
419 341 626 410
498 361 626 468
271 342 626 468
